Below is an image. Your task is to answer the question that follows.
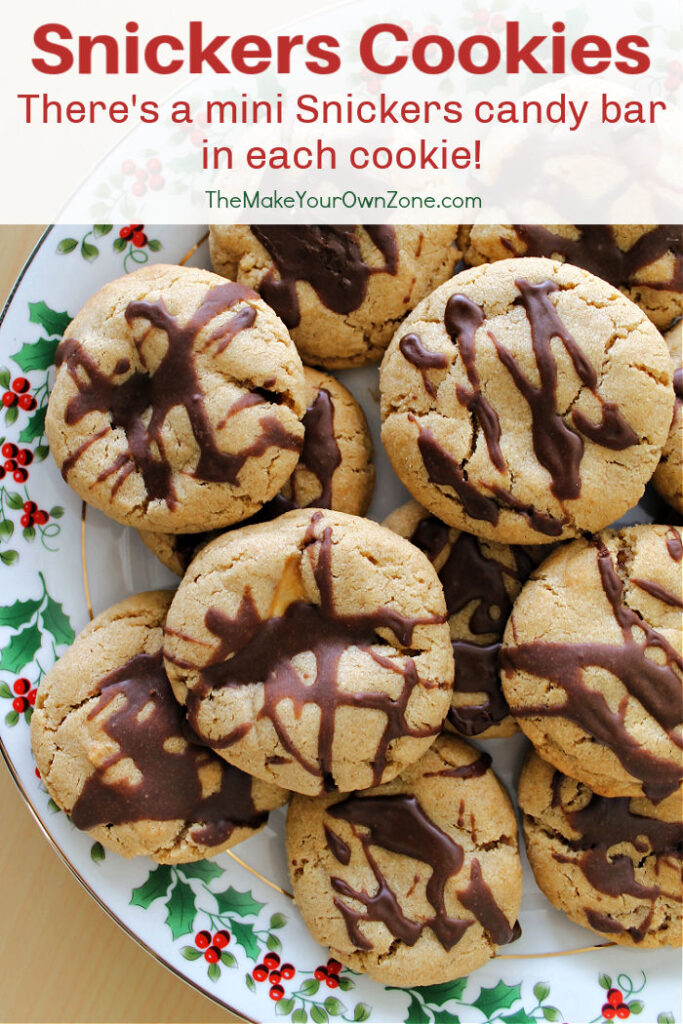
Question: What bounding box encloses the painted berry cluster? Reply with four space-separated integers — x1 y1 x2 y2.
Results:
57 223 161 274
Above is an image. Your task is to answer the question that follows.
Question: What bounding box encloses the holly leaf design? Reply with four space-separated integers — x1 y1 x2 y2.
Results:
164 879 196 940
11 338 59 373
0 367 10 389
207 961 220 983
113 237 127 253
353 1008 371 1024
542 1009 562 1022
292 1011 307 1024
417 979 467 1005
90 841 105 863
270 912 287 929
19 406 47 444
472 981 522 1017
28 301 71 338
0 596 41 629
275 998 295 1015
81 240 99 262
338 976 354 991
93 224 113 237
176 860 223 883
130 864 173 909
220 951 236 968
5 491 23 510
0 623 41 673
0 520 14 541
300 979 320 996
502 1009 538 1023
324 997 346 1015
0 549 18 565
599 974 613 990
0 682 12 698
5 710 19 726
213 886 264 918
266 932 282 952
311 1007 328 1024
148 239 162 252
434 1014 458 1024
230 919 259 961
41 594 75 647
534 984 551 1003
628 1003 644 1015
181 946 202 961
657 1014 675 1023
405 995 429 1024
57 238 78 254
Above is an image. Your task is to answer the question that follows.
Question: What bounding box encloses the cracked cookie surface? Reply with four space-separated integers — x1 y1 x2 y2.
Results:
380 257 675 543
46 264 306 532
138 366 375 575
209 225 461 368
518 750 682 948
652 320 683 514
501 525 683 801
286 734 522 986
30 590 287 863
162 509 454 796
384 500 552 738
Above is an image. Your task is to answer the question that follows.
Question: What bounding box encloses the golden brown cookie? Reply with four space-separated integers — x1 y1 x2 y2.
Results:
501 526 683 801
163 509 454 796
30 591 287 863
380 258 675 543
209 225 461 368
286 734 522 986
384 501 551 737
460 224 683 330
46 264 306 532
652 320 683 513
518 751 682 948
138 367 374 575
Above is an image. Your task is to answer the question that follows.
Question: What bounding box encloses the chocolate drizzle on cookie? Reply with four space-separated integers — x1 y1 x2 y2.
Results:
293 387 342 508
71 652 267 845
251 226 398 328
503 538 683 801
325 792 518 951
399 334 448 398
674 368 683 404
425 751 492 779
56 282 302 509
180 515 446 790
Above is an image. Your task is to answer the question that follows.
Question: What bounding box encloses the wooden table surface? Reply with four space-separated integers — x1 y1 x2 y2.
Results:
0 225 237 1024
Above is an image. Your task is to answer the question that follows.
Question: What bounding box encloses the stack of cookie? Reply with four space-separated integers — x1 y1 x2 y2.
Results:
30 224 682 988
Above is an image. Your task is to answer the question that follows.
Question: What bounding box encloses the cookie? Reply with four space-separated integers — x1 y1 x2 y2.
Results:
30 591 287 863
45 264 306 532
518 751 682 948
460 224 683 330
384 501 551 737
209 225 461 368
162 509 454 796
501 525 683 802
652 320 683 514
138 367 375 575
286 734 522 986
380 258 675 543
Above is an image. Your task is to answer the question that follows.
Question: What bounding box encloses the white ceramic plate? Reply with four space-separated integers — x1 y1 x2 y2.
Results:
0 225 680 1024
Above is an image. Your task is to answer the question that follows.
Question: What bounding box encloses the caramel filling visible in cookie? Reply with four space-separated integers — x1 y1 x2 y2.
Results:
325 792 518 951
251 225 398 328
502 538 683 802
71 651 267 845
408 278 639 529
181 516 445 790
410 520 542 735
56 282 302 508
507 225 683 292
549 771 683 942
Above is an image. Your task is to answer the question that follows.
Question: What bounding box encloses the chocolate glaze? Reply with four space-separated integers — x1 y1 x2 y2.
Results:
181 518 445 790
326 792 517 952
294 387 342 508
503 542 683 801
71 652 266 845
425 751 492 779
410 516 450 562
674 368 683 403
325 825 352 866
632 578 683 609
56 283 301 509
416 425 500 524
206 305 257 354
457 859 519 945
666 527 683 562
486 485 565 537
251 226 398 328
511 224 683 292
399 334 448 398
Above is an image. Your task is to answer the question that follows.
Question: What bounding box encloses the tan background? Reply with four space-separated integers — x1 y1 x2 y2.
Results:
0 226 236 1024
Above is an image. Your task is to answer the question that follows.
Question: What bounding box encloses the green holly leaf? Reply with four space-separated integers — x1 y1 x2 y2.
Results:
324 997 346 1015
22 526 36 542
93 224 113 237
113 237 127 253
19 406 47 444
275 998 295 1015
502 1009 538 1024
57 238 78 254
266 932 282 953
542 1008 562 1022
164 879 196 940
5 406 18 426
338 976 354 991
311 1007 328 1024
628 1002 644 1015
11 338 59 373
0 596 41 628
49 506 64 519
434 1013 459 1024
245 973 256 992
34 445 49 462
534 984 551 1003
130 864 173 909
28 301 71 338
41 594 75 647
24 706 33 724
230 919 260 960
148 239 162 252
81 240 99 262
0 623 41 673
90 841 105 863
270 912 287 929
220 951 236 968
181 946 202 961
417 979 467 1005
0 682 12 698
0 549 18 565
405 995 429 1024
213 886 264 918
300 978 320 996
599 974 612 990
47 797 60 813
207 960 220 983
292 1010 307 1024
0 520 14 540
176 860 223 883
4 710 19 726
657 1014 675 1023
0 367 10 389
472 981 522 1017
5 491 23 510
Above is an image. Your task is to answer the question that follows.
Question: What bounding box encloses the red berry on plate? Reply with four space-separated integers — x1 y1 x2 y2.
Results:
34 510 48 525
264 952 280 969
120 226 133 239
602 1007 616 1021
269 970 281 984
204 947 220 964
14 468 28 483
35 767 41 778
616 1008 630 1020
18 394 37 410
1 442 17 458
23 500 37 513
212 930 230 949
131 182 146 197
13 678 30 695
12 377 29 394
194 930 211 949
17 449 33 466
608 992 623 1008
132 232 148 248
28 689 37 706
314 966 328 981
326 958 342 974
121 160 136 175
280 963 295 979
135 168 147 181
2 392 17 407
252 965 268 982
12 697 27 713
20 513 32 528
4 458 16 472
149 175 165 191
0 467 4 480
269 985 284 1001
325 976 339 989
146 157 162 173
